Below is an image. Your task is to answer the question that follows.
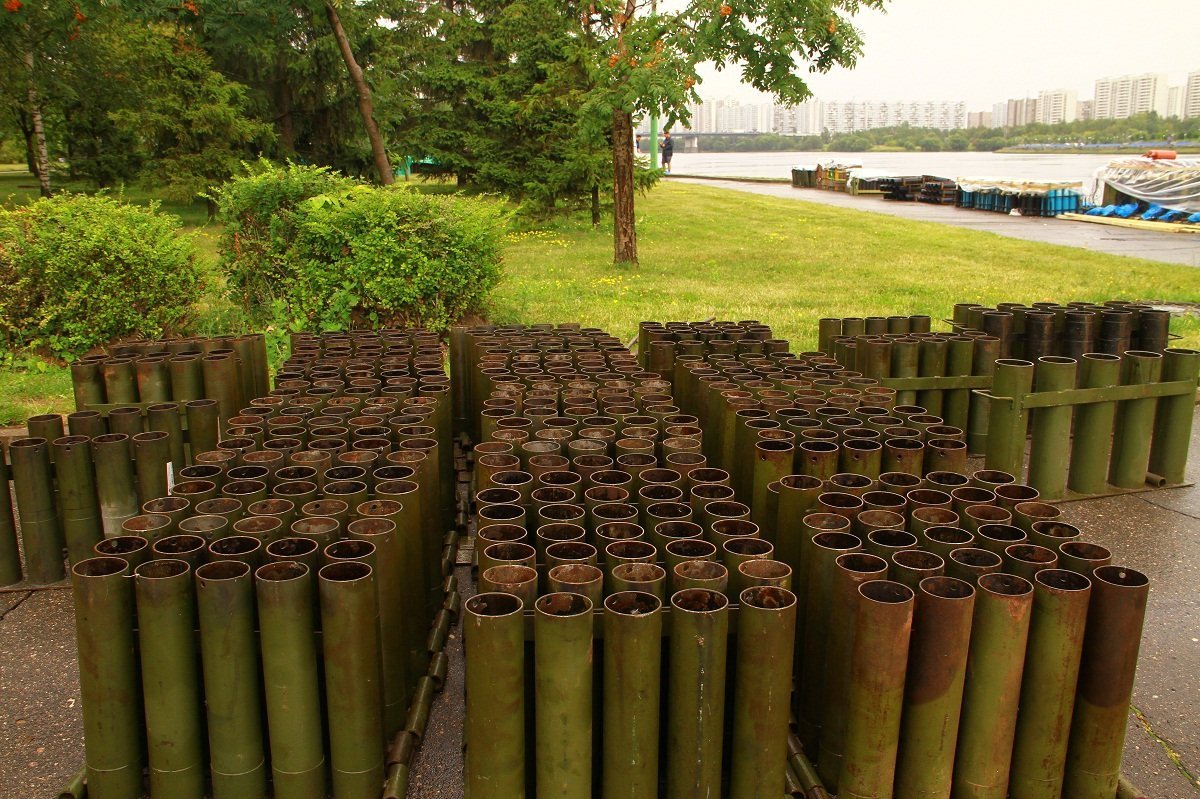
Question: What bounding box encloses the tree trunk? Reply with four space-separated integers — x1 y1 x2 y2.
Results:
324 1 394 185
276 53 295 153
591 184 600 227
24 51 50 197
611 109 637 265
14 107 38 179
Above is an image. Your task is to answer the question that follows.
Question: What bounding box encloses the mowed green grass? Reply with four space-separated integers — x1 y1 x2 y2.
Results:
3 178 1198 425
494 181 1200 349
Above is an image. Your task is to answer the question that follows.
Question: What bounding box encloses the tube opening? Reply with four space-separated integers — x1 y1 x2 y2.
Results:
909 489 952 505
675 560 726 580
211 536 260 556
482 564 537 584
594 503 638 521
536 591 592 616
921 575 973 599
607 540 656 559
320 561 372 582
1036 569 1091 592
606 590 662 615
613 562 666 582
542 504 585 521
266 537 319 558
197 560 250 581
360 499 403 516
1060 541 1111 561
1031 520 1081 540
196 499 241 515
830 474 873 490
724 537 772 556
1094 565 1149 588
134 559 189 579
122 515 170 532
967 505 1011 522
979 572 1032 597
926 526 973 545
672 588 728 613
837 552 888 574
894 549 944 571
467 592 525 617
545 541 597 560
292 517 340 536
73 556 129 577
535 523 585 544
256 561 309 582
867 530 916 547
741 586 795 610
813 531 862 551
95 536 148 555
950 548 1003 568
781 475 822 490
657 521 703 540
860 580 914 604
665 539 717 559
325 540 376 560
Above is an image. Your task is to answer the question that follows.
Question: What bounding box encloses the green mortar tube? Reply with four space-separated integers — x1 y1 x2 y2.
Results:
730 586 798 799
1108 351 1163 489
135 559 205 798
894 577 975 799
1027 357 1077 500
603 591 663 799
256 561 327 799
1063 566 1150 799
1009 569 1092 799
196 560 267 799
10 437 65 582
839 580 914 799
1066 354 1122 495
53 436 103 565
320 561 385 799
535 592 594 799
667 589 729 799
1148 348 1200 485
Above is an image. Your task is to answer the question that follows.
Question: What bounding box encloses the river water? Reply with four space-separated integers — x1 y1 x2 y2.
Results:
675 151 1121 184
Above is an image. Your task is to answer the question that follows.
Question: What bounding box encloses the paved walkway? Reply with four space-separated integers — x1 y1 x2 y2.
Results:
4 416 1200 796
673 177 1200 267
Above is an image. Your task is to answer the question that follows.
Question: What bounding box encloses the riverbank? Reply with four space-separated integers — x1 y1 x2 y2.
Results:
671 177 1200 267
998 146 1200 155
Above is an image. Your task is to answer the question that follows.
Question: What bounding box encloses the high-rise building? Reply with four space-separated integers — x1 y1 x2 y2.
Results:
1184 71 1200 119
1037 89 1078 124
967 111 993 128
1166 86 1185 118
774 101 824 135
1004 97 1039 127
991 102 1008 127
1077 100 1095 121
1093 73 1169 119
820 101 967 133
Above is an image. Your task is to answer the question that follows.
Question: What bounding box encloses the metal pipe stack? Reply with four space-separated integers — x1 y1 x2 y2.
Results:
60 328 460 799
459 320 1155 799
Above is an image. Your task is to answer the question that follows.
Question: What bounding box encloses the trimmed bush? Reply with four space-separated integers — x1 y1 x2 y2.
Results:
0 194 200 359
215 161 506 333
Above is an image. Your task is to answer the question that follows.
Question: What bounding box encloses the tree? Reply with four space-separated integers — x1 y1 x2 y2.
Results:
565 0 886 264
0 0 95 195
324 0 393 184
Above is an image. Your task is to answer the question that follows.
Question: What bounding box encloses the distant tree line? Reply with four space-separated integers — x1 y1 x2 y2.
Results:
691 113 1200 153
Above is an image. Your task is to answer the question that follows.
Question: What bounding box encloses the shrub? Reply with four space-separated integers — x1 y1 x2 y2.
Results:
213 159 357 314
215 162 507 333
0 194 200 359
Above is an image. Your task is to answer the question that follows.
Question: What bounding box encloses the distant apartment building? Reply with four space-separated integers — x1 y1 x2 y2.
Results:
1037 89 1077 124
1166 86 1184 118
1000 97 1039 127
774 101 824 135
966 111 993 128
1185 71 1200 119
679 98 774 133
821 101 967 133
991 102 1008 127
1077 100 1095 121
1093 72 1169 118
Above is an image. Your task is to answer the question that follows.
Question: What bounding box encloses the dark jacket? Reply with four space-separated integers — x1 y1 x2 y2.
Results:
661 137 674 158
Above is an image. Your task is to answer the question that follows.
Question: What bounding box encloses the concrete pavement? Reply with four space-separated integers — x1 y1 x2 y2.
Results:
672 177 1200 267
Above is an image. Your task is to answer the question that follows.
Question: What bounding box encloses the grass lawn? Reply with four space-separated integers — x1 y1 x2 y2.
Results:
2 178 1198 425
495 181 1200 349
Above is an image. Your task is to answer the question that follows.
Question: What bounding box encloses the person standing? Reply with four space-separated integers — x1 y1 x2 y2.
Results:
661 131 674 174
635 134 643 154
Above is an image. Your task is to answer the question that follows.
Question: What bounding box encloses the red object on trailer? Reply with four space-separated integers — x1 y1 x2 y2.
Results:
1143 150 1177 160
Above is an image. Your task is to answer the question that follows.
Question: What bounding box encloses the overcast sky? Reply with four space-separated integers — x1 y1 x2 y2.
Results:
696 0 1200 108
